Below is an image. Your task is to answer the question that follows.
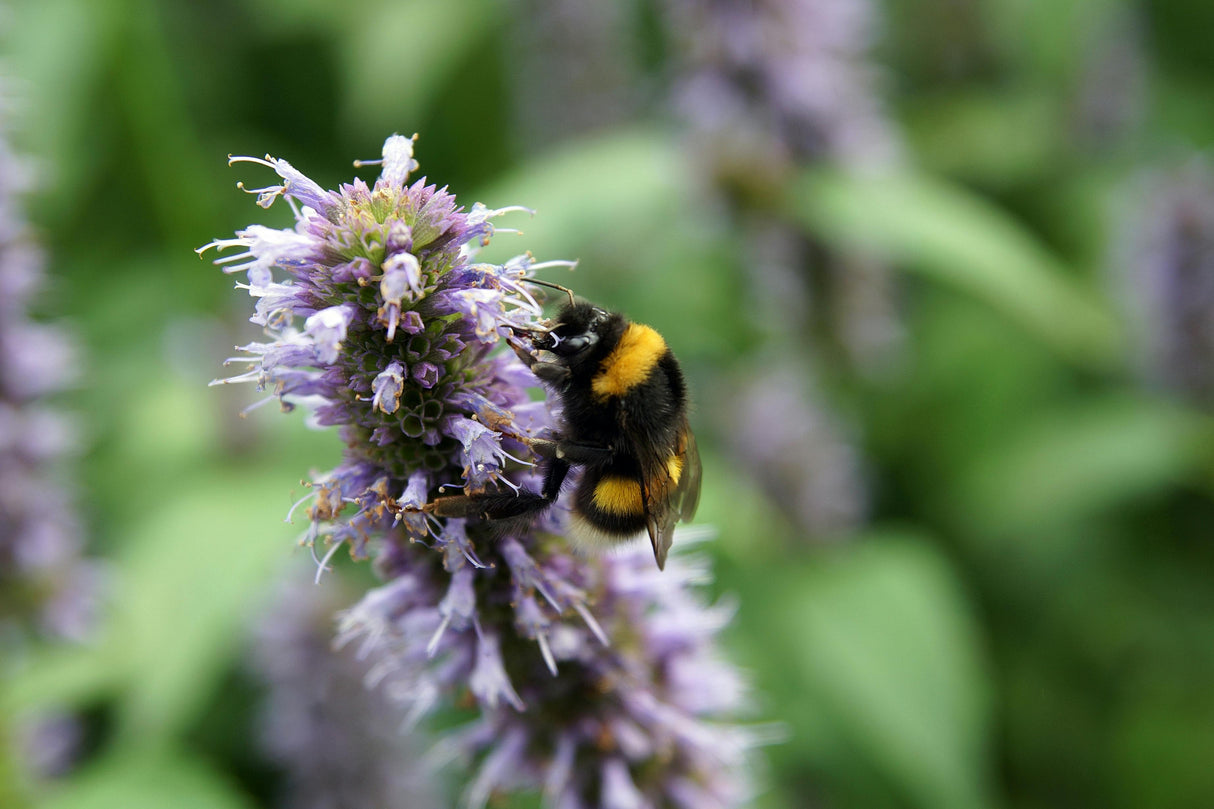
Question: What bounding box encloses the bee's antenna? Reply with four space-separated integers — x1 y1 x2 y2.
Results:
526 279 576 307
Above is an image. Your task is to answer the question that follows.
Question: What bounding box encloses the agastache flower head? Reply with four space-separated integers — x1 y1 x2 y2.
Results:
205 134 759 806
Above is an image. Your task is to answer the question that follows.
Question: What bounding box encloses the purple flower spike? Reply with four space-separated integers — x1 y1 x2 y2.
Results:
602 758 647 809
252 571 442 809
207 135 758 807
666 0 903 372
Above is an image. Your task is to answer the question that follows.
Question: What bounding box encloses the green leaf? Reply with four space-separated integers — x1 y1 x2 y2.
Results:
958 395 1207 540
983 0 1125 82
903 90 1060 185
788 169 1119 366
779 536 995 809
338 0 504 130
44 747 255 809
5 0 114 206
473 127 689 265
1 644 123 718
108 471 302 742
113 0 224 242
476 129 745 359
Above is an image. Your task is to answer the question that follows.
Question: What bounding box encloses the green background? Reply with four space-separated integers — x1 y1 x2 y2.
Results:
4 0 1214 807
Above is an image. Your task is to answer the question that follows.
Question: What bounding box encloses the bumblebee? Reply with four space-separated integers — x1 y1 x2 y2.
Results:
431 288 701 570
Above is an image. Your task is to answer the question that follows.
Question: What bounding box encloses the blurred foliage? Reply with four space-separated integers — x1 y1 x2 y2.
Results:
3 0 1214 807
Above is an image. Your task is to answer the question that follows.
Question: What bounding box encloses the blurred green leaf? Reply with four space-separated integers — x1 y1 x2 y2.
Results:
1154 74 1214 150
338 0 504 131
2 644 123 717
474 127 688 265
44 747 254 809
116 0 223 241
109 471 301 742
6 0 113 205
779 536 994 809
904 90 1059 185
883 292 1067 475
789 169 1119 366
1111 693 1214 809
958 395 1207 540
476 128 741 359
983 0 1127 83
116 376 223 476
247 0 344 30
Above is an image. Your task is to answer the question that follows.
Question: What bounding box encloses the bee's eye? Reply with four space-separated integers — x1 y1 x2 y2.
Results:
552 332 596 356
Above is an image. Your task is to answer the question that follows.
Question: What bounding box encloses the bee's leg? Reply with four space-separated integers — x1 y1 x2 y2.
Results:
505 331 569 383
539 457 571 499
529 437 613 466
509 339 540 367
426 458 570 520
427 489 547 519
528 361 570 385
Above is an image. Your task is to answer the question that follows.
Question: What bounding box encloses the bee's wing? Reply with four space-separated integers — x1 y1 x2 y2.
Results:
642 502 676 572
674 427 702 522
638 421 701 571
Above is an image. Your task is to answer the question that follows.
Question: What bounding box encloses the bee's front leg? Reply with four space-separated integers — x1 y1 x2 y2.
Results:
507 336 570 384
529 361 570 385
509 337 539 368
529 437 613 465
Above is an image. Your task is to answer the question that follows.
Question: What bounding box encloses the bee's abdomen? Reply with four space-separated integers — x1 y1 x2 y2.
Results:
574 466 647 536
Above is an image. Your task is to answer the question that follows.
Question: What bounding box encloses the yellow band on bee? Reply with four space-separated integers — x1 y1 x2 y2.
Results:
592 323 667 399
592 476 645 516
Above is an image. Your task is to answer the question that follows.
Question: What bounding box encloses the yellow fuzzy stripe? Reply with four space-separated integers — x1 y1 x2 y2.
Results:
592 476 645 516
591 323 666 399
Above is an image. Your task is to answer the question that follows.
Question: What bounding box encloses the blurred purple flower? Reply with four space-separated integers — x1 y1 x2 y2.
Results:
506 0 635 149
717 365 866 537
206 135 758 806
668 0 900 171
12 710 84 781
1120 162 1214 406
666 0 903 373
0 98 100 649
251 568 442 809
1071 5 1147 151
661 0 896 536
0 87 102 795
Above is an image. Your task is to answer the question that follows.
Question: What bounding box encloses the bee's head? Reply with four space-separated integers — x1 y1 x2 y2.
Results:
532 299 624 368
